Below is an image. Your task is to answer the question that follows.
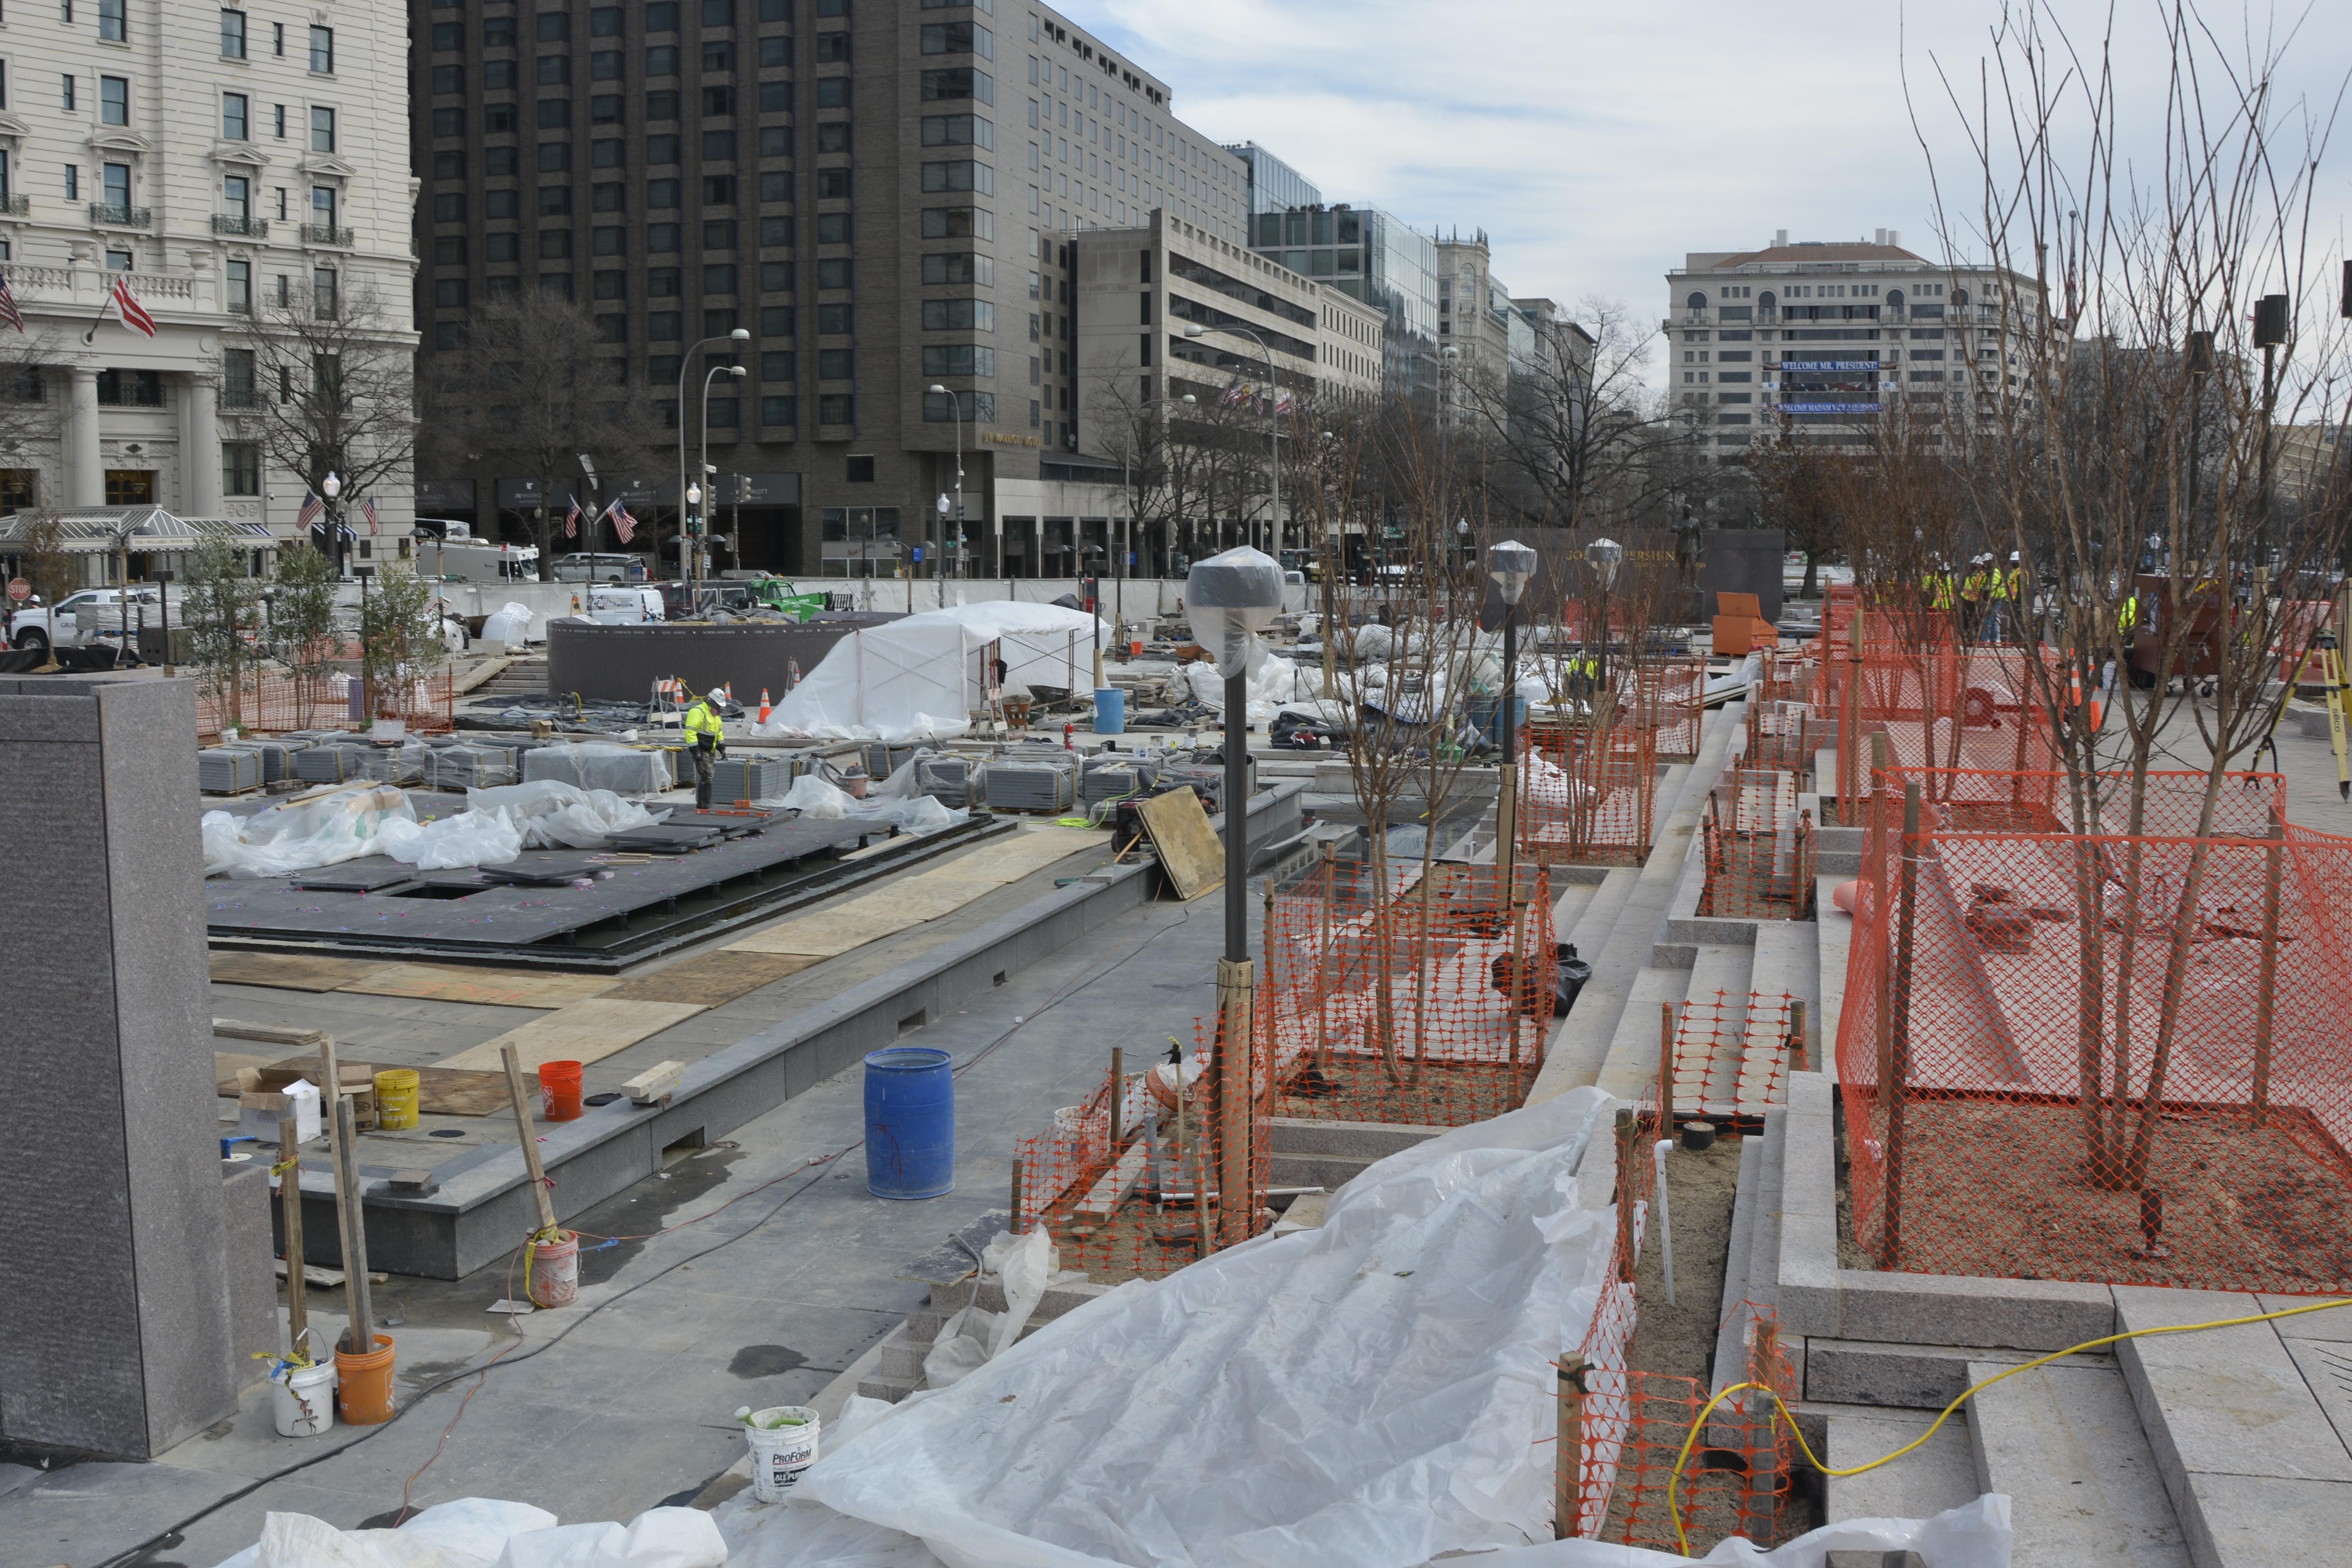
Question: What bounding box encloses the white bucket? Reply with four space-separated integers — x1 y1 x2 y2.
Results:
740 1405 820 1501
272 1358 338 1438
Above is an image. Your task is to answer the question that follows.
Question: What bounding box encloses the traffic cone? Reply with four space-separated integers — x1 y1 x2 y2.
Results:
758 688 772 725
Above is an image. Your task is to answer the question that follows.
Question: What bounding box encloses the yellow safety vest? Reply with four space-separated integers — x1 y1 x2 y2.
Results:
2118 598 2138 633
685 699 724 743
1999 566 2022 600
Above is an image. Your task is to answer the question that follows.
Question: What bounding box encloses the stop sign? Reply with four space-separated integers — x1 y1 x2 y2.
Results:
6 577 27 602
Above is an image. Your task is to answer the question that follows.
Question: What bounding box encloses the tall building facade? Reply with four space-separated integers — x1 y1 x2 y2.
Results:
408 0 1255 578
1664 230 2045 459
0 0 415 558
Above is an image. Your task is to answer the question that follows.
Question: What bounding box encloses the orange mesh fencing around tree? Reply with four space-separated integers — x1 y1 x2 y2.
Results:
1560 1096 1663 1541
1697 770 1817 923
1838 767 2352 1295
1829 646 2062 822
1632 656 1708 760
1012 1013 1271 1284
1520 722 1658 866
1754 650 1817 708
195 652 456 743
1260 859 1554 1128
1744 698 1817 774
1664 991 1804 1122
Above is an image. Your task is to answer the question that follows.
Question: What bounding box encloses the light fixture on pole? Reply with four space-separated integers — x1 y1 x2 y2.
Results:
1488 537 1538 1078
1585 536 1623 689
1183 543 1284 1258
928 384 967 582
1183 324 1280 555
322 470 345 580
675 327 750 586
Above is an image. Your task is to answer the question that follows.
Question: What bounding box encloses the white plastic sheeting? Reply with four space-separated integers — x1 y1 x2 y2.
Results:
204 1499 729 1568
202 782 661 877
464 782 663 848
203 784 417 878
752 602 1110 743
1463 1495 2012 1566
745 1089 1622 1568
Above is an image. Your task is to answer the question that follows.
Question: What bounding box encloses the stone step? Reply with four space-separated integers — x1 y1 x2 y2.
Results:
1735 922 1815 1106
1548 875 1602 937
1805 1337 2112 1410
929 1274 1114 1323
1268 1116 1443 1159
1269 1151 1372 1191
1815 873 1856 1086
1968 1360 2190 1567
1596 960 1702 1105
1710 1131 1767 1399
1816 1401 1984 1524
856 1369 921 1404
1674 942 1755 1118
878 1323 929 1382
1562 866 1642 963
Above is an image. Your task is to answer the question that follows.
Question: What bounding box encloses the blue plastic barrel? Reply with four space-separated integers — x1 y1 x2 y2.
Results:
864 1047 955 1199
1092 686 1125 734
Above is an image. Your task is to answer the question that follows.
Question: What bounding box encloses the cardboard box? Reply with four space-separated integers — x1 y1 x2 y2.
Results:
236 1061 377 1130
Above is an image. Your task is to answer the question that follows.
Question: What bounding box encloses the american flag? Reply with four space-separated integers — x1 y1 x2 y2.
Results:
0 274 22 334
605 497 637 544
296 492 323 535
360 494 380 535
110 276 157 338
563 496 581 539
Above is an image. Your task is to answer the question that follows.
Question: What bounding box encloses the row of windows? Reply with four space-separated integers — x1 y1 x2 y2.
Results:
430 172 801 222
432 34 793 95
428 0 795 48
428 250 992 296
219 12 334 72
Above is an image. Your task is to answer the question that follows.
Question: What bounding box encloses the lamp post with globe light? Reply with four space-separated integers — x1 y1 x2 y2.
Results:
1586 536 1624 692
1184 544 1284 1255
927 384 967 581
675 327 750 585
1488 539 1538 911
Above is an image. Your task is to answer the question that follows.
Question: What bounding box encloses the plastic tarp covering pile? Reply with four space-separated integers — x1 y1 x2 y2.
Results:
205 1498 728 1568
752 602 1109 742
523 742 676 796
203 782 661 876
767 764 966 836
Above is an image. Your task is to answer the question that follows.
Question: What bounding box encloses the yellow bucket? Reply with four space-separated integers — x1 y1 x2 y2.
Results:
374 1069 420 1129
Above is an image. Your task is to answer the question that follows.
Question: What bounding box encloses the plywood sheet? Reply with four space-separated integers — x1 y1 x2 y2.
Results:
1136 787 1225 902
437 998 708 1072
604 950 820 1006
414 1065 539 1117
210 951 393 992
339 964 618 1009
725 826 1106 956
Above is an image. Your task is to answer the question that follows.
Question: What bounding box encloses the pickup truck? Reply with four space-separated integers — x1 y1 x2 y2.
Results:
5 586 177 653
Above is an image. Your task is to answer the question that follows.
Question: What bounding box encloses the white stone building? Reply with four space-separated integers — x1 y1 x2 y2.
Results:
0 0 414 573
1664 230 2046 459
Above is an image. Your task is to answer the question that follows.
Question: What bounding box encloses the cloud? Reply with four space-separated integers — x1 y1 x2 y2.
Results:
1054 0 2352 389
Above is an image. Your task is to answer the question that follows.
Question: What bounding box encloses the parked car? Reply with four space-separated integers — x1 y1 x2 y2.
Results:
6 586 176 652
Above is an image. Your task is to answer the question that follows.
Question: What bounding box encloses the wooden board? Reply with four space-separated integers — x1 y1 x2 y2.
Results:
210 951 393 993
338 964 618 1009
214 1017 329 1049
1136 787 1225 902
415 1065 541 1117
1075 1142 1151 1219
437 998 707 1072
725 827 1106 956
604 950 819 1006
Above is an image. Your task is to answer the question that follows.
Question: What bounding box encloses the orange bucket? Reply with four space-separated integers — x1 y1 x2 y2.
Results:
540 1060 584 1121
335 1331 396 1426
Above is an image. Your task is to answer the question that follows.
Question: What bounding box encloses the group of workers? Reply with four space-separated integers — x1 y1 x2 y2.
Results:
1921 552 2027 643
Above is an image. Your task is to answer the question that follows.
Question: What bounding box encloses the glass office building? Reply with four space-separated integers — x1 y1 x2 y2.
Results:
1225 142 1321 218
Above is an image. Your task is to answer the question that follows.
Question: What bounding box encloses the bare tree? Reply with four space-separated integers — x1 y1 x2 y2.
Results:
231 281 416 529
417 292 661 580
1458 298 1670 537
1748 416 1849 598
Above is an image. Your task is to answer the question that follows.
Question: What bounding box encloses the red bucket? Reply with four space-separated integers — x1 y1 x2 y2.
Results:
540 1059 584 1121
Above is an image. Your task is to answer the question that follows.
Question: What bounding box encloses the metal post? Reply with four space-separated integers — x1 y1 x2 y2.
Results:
1497 613 1519 904
1213 667 1254 1253
1885 780 1922 1265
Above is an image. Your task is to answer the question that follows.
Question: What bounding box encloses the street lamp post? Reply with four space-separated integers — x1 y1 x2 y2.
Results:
1184 544 1284 1256
1585 536 1624 692
697 363 746 593
1183 324 1281 556
927 384 967 582
1487 538 1538 1077
322 470 345 580
675 328 750 584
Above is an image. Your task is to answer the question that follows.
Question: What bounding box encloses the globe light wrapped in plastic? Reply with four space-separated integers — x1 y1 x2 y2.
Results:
1185 546 1285 680
1488 539 1538 606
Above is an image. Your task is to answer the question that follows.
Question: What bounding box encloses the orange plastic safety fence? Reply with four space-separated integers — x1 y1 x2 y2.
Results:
195 650 455 743
1831 647 2063 808
1520 723 1658 866
1698 769 1818 923
1664 991 1803 1120
1012 1015 1271 1283
1633 657 1708 760
1744 698 1816 773
1755 651 1817 708
1260 860 1554 1128
1838 767 2352 1295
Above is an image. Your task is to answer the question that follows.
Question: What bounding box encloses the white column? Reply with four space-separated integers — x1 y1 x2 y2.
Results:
67 367 103 507
184 374 221 515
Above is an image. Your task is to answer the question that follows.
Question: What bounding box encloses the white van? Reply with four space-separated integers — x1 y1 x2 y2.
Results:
553 552 650 583
413 521 539 583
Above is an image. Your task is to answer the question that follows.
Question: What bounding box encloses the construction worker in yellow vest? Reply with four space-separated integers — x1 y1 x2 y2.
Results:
1922 566 1956 613
684 688 727 808
1981 552 2023 643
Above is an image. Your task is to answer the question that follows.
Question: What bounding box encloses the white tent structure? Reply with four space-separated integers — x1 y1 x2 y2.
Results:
751 600 1110 741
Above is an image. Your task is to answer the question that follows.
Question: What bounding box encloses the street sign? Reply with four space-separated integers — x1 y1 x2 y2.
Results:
911 545 924 562
6 577 27 602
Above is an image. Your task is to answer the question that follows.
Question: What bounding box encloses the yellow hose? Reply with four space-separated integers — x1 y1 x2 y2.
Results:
1666 1295 2352 1554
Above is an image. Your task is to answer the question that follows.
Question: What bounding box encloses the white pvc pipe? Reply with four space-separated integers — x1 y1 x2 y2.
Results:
1653 1139 1676 1307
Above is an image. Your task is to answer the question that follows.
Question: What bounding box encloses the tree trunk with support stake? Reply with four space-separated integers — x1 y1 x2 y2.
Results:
1555 1356 1589 1540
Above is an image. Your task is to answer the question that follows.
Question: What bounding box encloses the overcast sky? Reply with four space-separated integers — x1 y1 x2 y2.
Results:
1074 0 2352 390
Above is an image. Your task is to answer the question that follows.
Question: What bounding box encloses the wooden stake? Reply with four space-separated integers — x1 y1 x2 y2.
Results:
1885 781 1921 1266
1788 998 1809 1076
1109 1047 1124 1150
332 1093 374 1356
1010 1157 1027 1233
500 1044 560 1235
1555 1355 1589 1540
1212 956 1255 1251
1659 1001 1676 1122
1613 1107 1638 1283
277 1120 308 1352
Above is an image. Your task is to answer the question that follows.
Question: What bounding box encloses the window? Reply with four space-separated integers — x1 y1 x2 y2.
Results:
816 259 850 289
536 11 569 42
648 266 680 294
704 263 736 294
759 36 790 67
758 82 792 115
761 305 794 334
759 261 791 292
538 55 569 85
484 59 517 89
310 106 334 151
308 25 332 74
921 161 993 194
760 170 791 202
591 6 622 34
271 21 283 55
592 270 625 299
760 395 795 425
486 145 519 175
433 191 466 221
222 348 256 407
104 246 133 272
484 15 515 46
100 76 126 125
646 180 680 211
224 259 251 313
702 308 738 335
591 95 623 123
313 266 337 316
591 138 624 168
816 168 850 199
648 134 680 164
759 215 790 245
921 253 992 286
816 77 849 108
434 322 466 350
760 351 793 379
646 0 678 29
922 206 993 240
592 51 622 80
815 32 849 62
645 90 680 122
925 391 995 421
101 161 129 211
703 0 733 23
920 22 991 57
648 222 681 251
538 184 571 215
702 218 737 249
596 314 626 343
98 0 125 41
922 299 993 332
820 395 856 425
922 115 992 149
702 40 733 71
433 277 468 307
539 229 570 259
223 93 249 139
920 69 992 104
818 348 852 379
703 129 736 160
814 213 848 244
589 183 624 213
431 21 463 49
222 10 246 59
222 173 251 219
539 142 570 172
648 310 682 340
922 345 993 377
647 46 680 75
432 235 466 265
433 66 465 94
485 191 519 220
816 302 851 333
816 123 850 154
222 442 260 496
537 98 569 127
702 174 736 205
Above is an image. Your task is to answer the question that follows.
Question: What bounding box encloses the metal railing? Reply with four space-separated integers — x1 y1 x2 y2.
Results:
0 195 28 217
212 214 269 237
298 223 354 246
89 203 152 228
